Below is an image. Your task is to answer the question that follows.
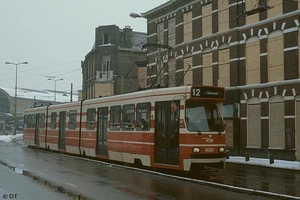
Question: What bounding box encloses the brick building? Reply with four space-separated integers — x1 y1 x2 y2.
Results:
141 0 300 161
80 25 147 100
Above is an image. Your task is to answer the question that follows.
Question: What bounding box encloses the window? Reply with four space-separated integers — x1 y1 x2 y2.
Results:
269 96 285 149
102 61 109 72
101 61 110 79
122 104 135 130
24 115 35 128
183 56 193 85
183 11 192 42
87 108 96 130
202 4 212 36
69 110 77 130
110 106 121 130
50 112 56 129
268 31 284 82
39 113 45 129
202 52 213 86
247 98 261 147
218 48 230 87
246 36 260 84
185 102 223 132
136 103 151 131
218 0 229 32
103 33 111 44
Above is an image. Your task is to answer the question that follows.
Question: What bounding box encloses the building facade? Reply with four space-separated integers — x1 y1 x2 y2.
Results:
142 0 300 161
80 25 147 100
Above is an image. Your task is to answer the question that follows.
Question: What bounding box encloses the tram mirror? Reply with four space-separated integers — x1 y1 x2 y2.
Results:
171 102 177 113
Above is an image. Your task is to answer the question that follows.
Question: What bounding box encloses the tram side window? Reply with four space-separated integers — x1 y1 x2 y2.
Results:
122 104 135 130
110 106 121 131
31 115 36 128
24 115 28 128
24 115 34 128
39 113 45 129
50 112 56 129
136 102 151 131
24 115 27 128
69 110 77 130
86 108 96 130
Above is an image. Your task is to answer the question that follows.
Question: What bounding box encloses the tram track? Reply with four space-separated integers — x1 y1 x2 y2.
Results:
1 143 299 200
59 152 300 200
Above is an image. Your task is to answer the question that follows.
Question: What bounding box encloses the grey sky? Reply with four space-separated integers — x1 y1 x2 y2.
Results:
0 0 167 93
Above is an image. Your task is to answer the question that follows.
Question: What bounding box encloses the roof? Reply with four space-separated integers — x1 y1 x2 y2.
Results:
131 32 147 50
0 87 78 103
142 0 179 17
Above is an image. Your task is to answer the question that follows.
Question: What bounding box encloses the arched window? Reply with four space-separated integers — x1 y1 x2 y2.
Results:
247 97 261 147
269 95 285 149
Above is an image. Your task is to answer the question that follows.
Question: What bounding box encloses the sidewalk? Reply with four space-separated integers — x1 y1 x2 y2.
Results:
226 156 300 171
0 155 73 200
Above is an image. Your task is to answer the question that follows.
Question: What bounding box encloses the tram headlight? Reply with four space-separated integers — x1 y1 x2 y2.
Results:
193 147 200 153
219 147 225 153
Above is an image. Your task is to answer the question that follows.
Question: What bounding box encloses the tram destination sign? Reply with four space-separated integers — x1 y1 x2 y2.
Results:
191 86 225 99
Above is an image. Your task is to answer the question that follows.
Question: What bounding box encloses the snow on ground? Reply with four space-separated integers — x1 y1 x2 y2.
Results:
0 134 23 142
226 156 300 171
0 134 299 171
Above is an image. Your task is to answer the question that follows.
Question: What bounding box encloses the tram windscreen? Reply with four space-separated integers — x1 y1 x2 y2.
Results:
185 101 224 132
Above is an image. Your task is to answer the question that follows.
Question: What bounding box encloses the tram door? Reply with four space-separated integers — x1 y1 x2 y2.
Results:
97 107 108 155
155 101 180 165
34 114 40 145
58 111 66 149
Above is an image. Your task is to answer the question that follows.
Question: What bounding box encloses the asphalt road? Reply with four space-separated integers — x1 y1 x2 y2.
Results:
0 157 72 200
0 139 289 200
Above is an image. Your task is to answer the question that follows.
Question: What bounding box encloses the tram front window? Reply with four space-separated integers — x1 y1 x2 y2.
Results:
185 102 224 132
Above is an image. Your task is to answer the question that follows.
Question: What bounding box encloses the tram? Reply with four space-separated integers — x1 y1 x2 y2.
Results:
23 85 226 171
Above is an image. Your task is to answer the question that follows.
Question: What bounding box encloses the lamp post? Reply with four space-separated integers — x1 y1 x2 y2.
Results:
130 12 162 86
5 61 28 135
47 76 63 102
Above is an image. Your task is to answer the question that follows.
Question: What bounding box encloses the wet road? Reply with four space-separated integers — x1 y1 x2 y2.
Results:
222 164 300 197
183 163 300 198
0 139 297 199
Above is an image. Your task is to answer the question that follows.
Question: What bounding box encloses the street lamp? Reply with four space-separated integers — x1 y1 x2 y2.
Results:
130 12 162 86
47 76 63 102
5 61 28 135
129 12 142 19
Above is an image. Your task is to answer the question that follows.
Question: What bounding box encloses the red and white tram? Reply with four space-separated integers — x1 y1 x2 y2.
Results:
23 85 226 171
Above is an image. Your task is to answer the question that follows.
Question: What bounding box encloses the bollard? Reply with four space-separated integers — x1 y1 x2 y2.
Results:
269 153 274 164
245 153 249 161
226 150 229 159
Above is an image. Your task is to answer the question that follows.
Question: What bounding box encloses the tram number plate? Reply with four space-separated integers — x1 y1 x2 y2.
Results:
205 148 214 152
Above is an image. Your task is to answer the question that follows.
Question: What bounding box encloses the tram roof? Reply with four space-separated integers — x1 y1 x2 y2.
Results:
83 85 192 104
